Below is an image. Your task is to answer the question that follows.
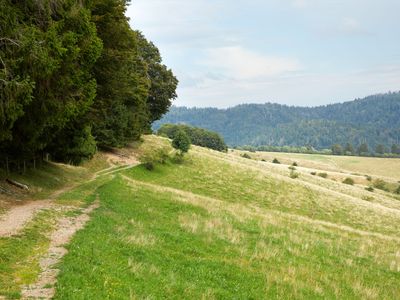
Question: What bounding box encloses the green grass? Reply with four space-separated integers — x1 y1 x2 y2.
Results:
53 137 400 299
0 173 109 299
122 155 400 238
54 174 400 299
0 210 57 299
0 153 113 299
3 136 400 299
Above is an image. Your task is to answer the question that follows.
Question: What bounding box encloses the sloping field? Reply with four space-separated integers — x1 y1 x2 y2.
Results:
52 136 400 299
235 151 400 181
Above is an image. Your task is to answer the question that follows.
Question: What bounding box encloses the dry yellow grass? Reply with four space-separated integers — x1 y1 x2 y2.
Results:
234 150 400 181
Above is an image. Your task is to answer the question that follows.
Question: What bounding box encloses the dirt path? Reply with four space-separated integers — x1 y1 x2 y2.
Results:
0 152 138 238
21 200 100 300
0 153 139 298
0 200 54 237
0 183 81 238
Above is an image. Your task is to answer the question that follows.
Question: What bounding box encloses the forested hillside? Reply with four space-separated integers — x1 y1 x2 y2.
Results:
0 0 177 167
154 92 400 151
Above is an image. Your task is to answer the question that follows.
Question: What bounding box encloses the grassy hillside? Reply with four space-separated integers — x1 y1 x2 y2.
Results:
50 136 400 299
232 150 400 181
0 150 129 298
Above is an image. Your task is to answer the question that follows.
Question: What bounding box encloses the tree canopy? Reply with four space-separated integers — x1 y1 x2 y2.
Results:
0 0 177 167
172 130 191 155
158 124 227 152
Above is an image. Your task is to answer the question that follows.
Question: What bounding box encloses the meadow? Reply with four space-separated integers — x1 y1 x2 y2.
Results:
233 150 400 181
1 136 400 299
54 136 400 299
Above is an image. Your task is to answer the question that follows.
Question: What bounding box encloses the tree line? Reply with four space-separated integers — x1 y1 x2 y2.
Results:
236 143 400 158
0 0 177 170
154 92 400 151
331 143 400 157
158 124 227 152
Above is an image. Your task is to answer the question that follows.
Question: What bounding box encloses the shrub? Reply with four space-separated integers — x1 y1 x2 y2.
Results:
272 158 280 164
310 172 317 176
292 162 298 166
261 159 266 162
290 170 299 179
395 185 400 195
372 179 389 191
318 172 328 178
342 178 354 185
288 166 296 171
365 175 372 182
241 153 251 159
156 147 170 164
171 152 185 164
172 130 191 155
143 161 154 171
139 146 171 170
139 152 157 171
365 186 374 192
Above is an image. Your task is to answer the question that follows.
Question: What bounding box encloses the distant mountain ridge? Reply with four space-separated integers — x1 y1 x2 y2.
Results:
154 92 400 150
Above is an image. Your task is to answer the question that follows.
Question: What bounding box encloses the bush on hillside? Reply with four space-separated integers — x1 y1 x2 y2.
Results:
241 153 251 159
140 146 171 170
311 171 317 175
272 158 280 164
395 185 400 195
290 170 299 179
372 179 389 192
365 186 374 192
318 172 328 178
342 178 355 185
172 130 191 156
292 162 298 167
158 124 227 152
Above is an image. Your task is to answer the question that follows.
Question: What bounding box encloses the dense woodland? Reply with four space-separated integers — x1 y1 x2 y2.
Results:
155 92 400 153
158 124 227 152
0 0 177 168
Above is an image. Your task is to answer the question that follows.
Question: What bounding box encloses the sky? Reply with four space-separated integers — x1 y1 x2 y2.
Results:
126 0 400 108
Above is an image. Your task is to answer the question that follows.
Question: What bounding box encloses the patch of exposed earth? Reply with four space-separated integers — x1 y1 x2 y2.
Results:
21 200 100 299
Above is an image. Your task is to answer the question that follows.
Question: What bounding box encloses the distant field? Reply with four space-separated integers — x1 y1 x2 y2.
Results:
52 136 400 299
233 151 400 181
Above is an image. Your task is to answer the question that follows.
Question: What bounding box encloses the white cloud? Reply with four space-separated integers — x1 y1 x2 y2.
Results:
202 46 302 80
175 64 400 108
129 0 400 108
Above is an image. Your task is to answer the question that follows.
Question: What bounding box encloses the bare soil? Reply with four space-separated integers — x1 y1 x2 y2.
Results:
21 201 100 299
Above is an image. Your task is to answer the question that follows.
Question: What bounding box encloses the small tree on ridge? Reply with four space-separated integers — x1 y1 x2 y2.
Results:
172 130 191 156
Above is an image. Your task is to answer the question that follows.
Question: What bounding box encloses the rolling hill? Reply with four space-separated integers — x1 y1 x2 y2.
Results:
1 136 400 298
154 92 400 150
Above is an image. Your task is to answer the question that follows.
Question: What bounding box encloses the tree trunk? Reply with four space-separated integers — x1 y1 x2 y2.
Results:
6 156 9 175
